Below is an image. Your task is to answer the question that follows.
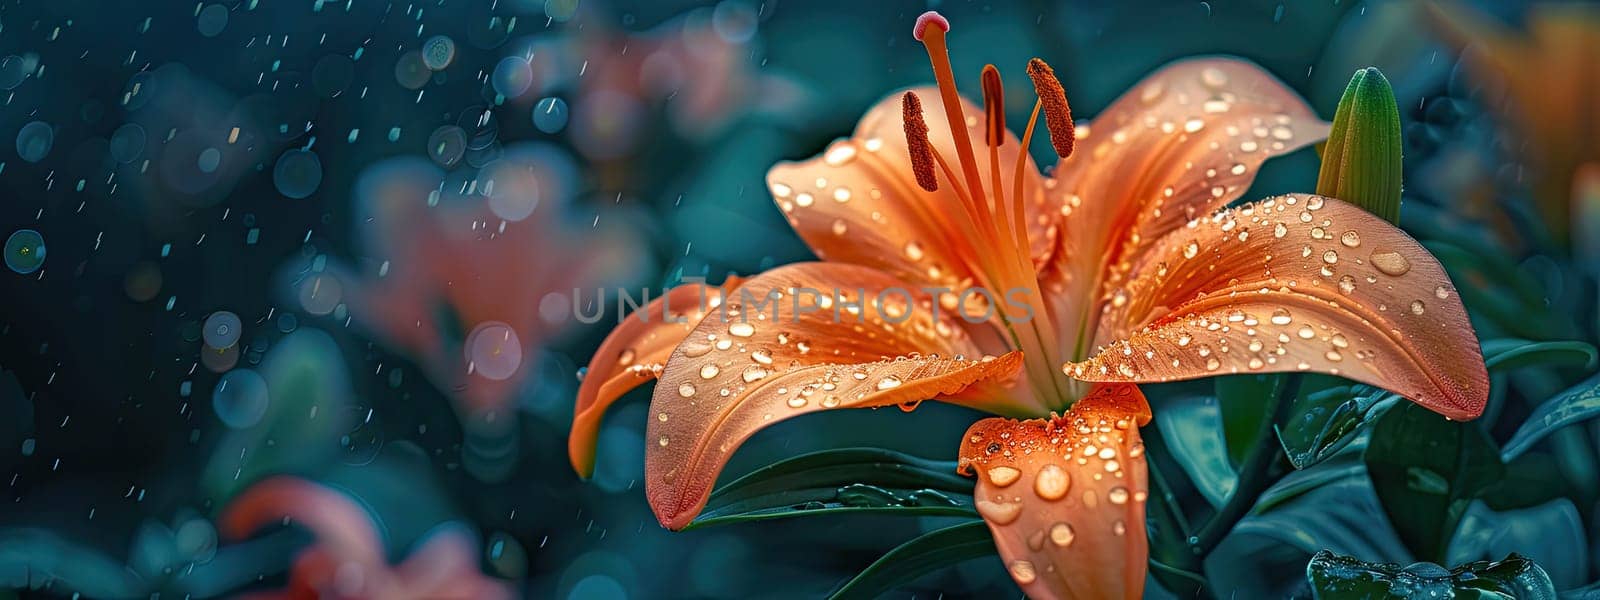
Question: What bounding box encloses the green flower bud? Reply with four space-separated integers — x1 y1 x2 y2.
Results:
1317 67 1403 224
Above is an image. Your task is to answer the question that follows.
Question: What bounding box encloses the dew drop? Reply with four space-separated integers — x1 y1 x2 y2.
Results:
1270 309 1292 325
904 242 925 261
1434 286 1450 300
729 322 755 337
1297 325 1316 339
988 466 1021 487
1033 464 1070 500
1340 231 1362 248
976 499 1023 524
1183 241 1200 259
786 396 807 408
1338 275 1356 295
1108 487 1130 504
699 364 720 379
1273 222 1288 238
741 365 769 383
1010 560 1038 584
677 383 696 397
876 375 902 390
1049 522 1076 547
1371 251 1411 276
1322 250 1339 264
1410 300 1426 315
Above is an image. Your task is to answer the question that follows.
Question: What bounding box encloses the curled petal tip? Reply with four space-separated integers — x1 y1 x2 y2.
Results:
913 11 949 41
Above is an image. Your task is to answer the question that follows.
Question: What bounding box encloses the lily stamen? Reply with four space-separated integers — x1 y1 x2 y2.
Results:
1025 58 1075 159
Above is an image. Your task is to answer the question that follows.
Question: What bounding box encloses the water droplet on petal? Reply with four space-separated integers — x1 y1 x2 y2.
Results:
1371 251 1411 276
729 322 755 337
876 375 902 390
1034 464 1070 500
1340 231 1361 247
699 364 720 379
1270 309 1292 325
677 383 696 397
1049 522 1075 547
976 499 1023 524
988 466 1021 487
1010 560 1037 584
1108 487 1130 504
741 365 768 383
1410 300 1426 315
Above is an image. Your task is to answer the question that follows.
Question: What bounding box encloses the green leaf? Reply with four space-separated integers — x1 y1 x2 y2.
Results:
1483 339 1599 373
1155 395 1236 509
829 521 995 600
1424 242 1569 340
1216 374 1279 468
1476 453 1570 511
1317 67 1402 224
1501 373 1600 462
687 448 975 529
1451 500 1587 590
1364 403 1504 563
1277 383 1397 469
1306 550 1556 600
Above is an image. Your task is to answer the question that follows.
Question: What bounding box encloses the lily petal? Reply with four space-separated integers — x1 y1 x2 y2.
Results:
958 384 1152 600
1046 58 1328 354
569 276 744 477
645 262 1026 529
766 87 1051 294
219 476 385 567
1072 194 1488 420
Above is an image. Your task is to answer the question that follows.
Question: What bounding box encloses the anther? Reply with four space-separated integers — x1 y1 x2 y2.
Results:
1026 58 1075 159
902 91 939 192
912 11 950 42
981 65 1005 148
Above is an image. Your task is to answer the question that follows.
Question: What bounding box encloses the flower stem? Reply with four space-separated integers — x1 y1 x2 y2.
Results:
1194 373 1302 554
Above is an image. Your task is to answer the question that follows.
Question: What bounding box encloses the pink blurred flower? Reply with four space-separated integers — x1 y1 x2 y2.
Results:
221 477 513 600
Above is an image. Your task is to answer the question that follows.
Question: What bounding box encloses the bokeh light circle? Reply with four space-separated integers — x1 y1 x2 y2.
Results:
4 230 46 274
298 273 342 316
123 262 162 301
0 55 28 89
196 4 228 37
197 147 222 173
491 57 533 99
16 121 53 163
426 125 468 168
212 369 269 429
202 311 243 349
394 50 431 90
544 0 579 22
712 1 759 43
109 123 147 163
464 321 522 381
532 97 568 133
423 36 457 70
273 149 323 199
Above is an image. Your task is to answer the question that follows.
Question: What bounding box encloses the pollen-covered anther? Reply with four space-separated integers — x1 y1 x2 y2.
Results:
981 64 1005 148
1026 58 1075 159
901 91 940 192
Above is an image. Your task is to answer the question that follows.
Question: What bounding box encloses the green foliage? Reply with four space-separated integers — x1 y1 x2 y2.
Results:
829 521 994 600
1155 395 1236 508
1502 373 1600 462
1306 550 1556 599
688 448 975 529
1317 67 1403 224
1278 383 1397 469
1364 403 1503 563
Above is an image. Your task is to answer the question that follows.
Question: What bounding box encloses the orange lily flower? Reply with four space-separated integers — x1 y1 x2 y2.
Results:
221 477 513 600
325 155 638 419
570 11 1488 599
1424 0 1600 248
